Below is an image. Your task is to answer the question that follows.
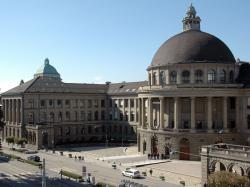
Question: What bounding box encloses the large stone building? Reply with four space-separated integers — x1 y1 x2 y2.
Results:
1 5 250 160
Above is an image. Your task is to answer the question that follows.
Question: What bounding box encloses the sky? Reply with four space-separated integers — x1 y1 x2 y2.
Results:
0 0 250 92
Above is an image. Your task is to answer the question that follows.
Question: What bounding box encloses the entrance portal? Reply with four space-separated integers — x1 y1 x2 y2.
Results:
179 138 190 160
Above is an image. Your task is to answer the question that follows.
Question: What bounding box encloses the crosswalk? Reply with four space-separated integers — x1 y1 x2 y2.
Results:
0 172 36 180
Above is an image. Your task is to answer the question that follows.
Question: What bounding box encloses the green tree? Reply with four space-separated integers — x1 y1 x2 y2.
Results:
14 138 27 147
6 137 15 148
208 171 250 187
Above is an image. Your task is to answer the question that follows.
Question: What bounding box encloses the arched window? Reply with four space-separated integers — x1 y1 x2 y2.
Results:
229 70 234 83
152 72 157 85
195 70 203 83
208 69 216 83
170 71 177 83
159 71 166 85
182 70 190 83
219 69 226 83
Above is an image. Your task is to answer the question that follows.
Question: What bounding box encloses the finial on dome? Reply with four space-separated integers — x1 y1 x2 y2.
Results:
182 4 201 31
44 58 49 65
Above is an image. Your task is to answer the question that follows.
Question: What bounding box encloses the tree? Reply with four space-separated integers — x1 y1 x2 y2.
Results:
6 137 15 148
208 171 250 187
14 137 27 147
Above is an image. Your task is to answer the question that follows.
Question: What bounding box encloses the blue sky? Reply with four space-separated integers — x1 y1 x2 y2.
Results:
0 0 250 92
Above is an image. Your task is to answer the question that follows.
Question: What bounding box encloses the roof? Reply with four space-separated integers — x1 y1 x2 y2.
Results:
108 81 147 95
150 30 236 67
34 58 61 79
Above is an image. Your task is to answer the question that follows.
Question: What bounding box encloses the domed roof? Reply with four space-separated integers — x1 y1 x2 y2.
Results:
34 58 61 79
151 30 236 67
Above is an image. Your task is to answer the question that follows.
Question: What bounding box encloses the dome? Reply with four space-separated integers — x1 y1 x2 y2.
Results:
151 30 236 67
34 58 61 79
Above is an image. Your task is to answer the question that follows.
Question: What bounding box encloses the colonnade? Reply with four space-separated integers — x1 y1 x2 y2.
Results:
2 99 22 124
138 96 239 131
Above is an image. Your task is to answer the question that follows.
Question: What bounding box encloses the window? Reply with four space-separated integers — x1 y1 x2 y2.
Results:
159 71 166 85
28 100 34 108
73 100 78 108
152 72 157 85
120 112 123 121
88 126 92 134
94 100 98 108
58 112 62 121
208 69 216 83
248 98 250 109
66 111 70 120
101 111 105 120
80 111 85 121
130 99 134 108
109 111 112 120
125 111 128 121
109 99 112 107
28 112 34 124
50 112 55 122
219 70 226 83
79 100 85 108
65 100 70 108
148 73 151 85
195 70 203 83
81 128 85 135
229 70 234 83
131 111 135 121
87 100 92 108
170 71 177 83
230 97 236 109
87 111 92 121
57 100 62 107
94 111 98 120
248 115 250 129
74 111 78 121
101 100 105 107
49 99 54 107
182 70 190 83
41 112 46 122
65 127 70 135
124 99 128 107
40 100 46 107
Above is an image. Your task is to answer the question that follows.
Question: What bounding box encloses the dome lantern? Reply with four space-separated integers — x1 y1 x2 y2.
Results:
182 4 201 31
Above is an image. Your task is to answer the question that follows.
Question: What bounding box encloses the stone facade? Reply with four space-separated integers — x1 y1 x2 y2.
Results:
201 144 250 186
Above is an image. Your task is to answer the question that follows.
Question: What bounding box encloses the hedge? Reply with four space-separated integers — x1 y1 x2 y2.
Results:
60 170 82 180
96 182 116 187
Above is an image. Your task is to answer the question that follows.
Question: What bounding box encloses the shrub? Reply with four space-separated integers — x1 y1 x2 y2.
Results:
208 171 250 187
160 175 165 181
59 170 82 180
96 182 116 187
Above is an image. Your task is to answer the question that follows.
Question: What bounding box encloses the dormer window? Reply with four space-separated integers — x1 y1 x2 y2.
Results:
195 70 203 83
208 69 216 83
170 71 177 84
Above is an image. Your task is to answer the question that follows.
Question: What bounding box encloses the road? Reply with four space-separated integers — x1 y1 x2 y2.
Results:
1 147 180 187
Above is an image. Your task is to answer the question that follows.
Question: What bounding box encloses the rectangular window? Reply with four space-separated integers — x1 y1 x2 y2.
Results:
130 99 134 108
40 100 46 108
101 111 105 120
131 111 135 121
230 97 236 110
88 100 92 108
79 100 85 108
65 100 70 108
28 99 34 108
49 99 54 107
73 99 78 108
248 98 250 109
101 99 105 108
88 126 92 134
124 99 128 108
57 100 62 107
94 100 98 108
109 99 112 107
80 111 85 121
87 111 92 121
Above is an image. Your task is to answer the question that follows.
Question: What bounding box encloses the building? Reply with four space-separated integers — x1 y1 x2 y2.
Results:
136 4 250 160
200 144 250 186
1 5 250 159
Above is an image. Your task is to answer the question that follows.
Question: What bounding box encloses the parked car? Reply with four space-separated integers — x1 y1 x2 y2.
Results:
27 155 40 162
25 150 38 154
122 168 140 179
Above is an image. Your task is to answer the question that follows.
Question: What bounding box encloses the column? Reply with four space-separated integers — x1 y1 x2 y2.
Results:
207 97 212 130
148 98 153 129
8 100 11 122
12 99 16 123
4 100 7 122
191 97 196 130
134 98 138 122
235 97 240 131
141 98 145 128
128 98 131 121
16 100 20 124
20 99 23 124
138 98 141 126
122 99 125 121
159 97 164 130
165 98 170 128
223 97 228 130
174 97 179 129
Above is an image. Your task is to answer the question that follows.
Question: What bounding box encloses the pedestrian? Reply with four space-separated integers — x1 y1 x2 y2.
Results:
82 156 84 161
75 155 77 160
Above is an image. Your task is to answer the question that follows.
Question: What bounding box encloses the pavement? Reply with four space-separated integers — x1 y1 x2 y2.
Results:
0 142 202 187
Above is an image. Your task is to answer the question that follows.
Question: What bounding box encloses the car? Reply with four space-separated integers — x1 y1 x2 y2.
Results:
25 150 38 154
122 168 140 179
27 155 40 162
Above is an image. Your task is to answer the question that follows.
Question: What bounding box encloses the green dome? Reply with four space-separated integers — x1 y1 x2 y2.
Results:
34 58 61 79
